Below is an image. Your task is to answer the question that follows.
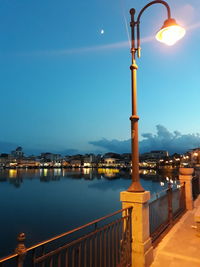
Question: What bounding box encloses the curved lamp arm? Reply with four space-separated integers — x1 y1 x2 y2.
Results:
130 0 171 58
137 0 171 22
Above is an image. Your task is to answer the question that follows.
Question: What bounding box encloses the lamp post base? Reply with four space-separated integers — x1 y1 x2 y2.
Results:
127 181 145 192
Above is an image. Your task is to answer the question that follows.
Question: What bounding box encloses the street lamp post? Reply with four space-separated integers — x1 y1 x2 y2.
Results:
127 0 185 192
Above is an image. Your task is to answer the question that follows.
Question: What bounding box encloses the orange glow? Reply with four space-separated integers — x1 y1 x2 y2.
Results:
9 169 17 178
98 168 119 174
156 19 185 46
43 169 48 177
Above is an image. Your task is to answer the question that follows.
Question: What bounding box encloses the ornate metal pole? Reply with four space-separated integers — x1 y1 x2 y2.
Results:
127 8 144 192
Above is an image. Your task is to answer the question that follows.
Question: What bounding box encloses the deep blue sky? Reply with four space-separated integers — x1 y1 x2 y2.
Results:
0 0 200 155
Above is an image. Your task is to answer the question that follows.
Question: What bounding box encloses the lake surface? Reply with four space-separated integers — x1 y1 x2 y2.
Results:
0 168 177 257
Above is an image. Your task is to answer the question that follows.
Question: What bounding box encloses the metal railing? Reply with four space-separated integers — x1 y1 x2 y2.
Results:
0 207 132 267
192 176 200 200
149 183 186 242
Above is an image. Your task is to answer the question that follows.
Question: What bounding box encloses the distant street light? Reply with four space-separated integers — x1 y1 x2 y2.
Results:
128 0 185 192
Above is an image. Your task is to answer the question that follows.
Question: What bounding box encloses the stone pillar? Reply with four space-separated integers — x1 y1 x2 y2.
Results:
195 169 200 193
179 167 194 210
120 191 153 267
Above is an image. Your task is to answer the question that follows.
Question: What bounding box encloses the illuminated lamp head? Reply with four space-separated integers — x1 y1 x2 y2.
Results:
156 18 185 46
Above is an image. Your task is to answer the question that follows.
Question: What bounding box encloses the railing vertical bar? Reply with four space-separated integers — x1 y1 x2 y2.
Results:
119 219 123 264
94 233 97 267
90 237 92 267
104 229 107 267
120 219 123 263
65 249 68 267
78 243 81 267
112 224 114 267
72 247 75 267
31 248 36 267
121 217 125 265
114 223 117 267
49 257 53 267
127 212 130 264
119 220 122 264
58 252 61 267
84 240 87 267
167 185 173 224
116 220 119 265
41 245 45 267
129 208 132 265
179 185 182 211
99 230 102 267
108 225 110 267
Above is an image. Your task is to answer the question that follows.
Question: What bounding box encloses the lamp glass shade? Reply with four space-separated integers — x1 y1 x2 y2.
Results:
156 18 185 46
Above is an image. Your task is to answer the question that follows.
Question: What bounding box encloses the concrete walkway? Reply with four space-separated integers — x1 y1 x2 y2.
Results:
151 195 200 267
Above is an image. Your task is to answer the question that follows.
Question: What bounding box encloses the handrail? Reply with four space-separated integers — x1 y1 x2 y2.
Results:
0 206 132 262
150 182 185 200
27 206 132 251
0 252 18 263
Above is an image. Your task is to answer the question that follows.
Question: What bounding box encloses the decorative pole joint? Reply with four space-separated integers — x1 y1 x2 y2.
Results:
130 8 136 16
130 115 139 121
130 63 138 70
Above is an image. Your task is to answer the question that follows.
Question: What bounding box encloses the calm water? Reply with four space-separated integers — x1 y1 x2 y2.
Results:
0 168 175 257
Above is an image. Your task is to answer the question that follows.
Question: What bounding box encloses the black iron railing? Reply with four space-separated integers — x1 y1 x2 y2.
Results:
192 176 200 200
149 183 186 242
0 207 132 267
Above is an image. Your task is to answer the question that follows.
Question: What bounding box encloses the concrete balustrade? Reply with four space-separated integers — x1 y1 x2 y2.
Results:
120 191 153 267
179 167 194 210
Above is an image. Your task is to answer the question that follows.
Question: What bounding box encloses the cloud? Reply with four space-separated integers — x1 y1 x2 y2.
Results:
175 4 200 32
89 125 200 154
176 4 196 25
18 41 129 57
187 21 200 31
13 35 154 58
140 125 200 154
89 138 130 154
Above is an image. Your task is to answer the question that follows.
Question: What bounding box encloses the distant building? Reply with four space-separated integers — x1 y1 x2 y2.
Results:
17 159 40 168
140 150 169 161
40 153 61 162
103 153 121 159
11 147 24 159
139 160 157 169
104 158 118 166
120 153 131 167
100 158 123 168
70 159 82 168
0 154 13 167
83 154 96 167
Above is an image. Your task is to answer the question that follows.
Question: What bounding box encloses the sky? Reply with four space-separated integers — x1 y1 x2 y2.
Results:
0 0 200 155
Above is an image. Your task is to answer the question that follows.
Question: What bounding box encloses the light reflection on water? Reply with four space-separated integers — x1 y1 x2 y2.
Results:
0 168 177 257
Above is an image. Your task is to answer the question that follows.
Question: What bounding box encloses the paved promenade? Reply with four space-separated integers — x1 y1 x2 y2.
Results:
151 195 200 267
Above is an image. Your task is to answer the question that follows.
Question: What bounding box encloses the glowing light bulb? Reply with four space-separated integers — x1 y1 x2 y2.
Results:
156 18 185 46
